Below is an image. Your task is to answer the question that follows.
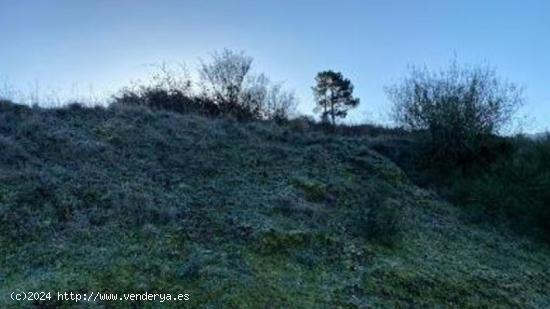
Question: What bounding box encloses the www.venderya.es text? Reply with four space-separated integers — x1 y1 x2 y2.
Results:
10 291 190 303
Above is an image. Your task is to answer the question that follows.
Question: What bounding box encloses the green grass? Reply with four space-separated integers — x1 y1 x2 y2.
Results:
1 101 549 307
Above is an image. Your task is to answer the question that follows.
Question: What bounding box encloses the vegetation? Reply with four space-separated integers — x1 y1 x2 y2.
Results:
449 136 550 239
387 61 523 165
114 50 297 122
1 100 549 307
374 61 549 241
313 70 359 126
1 53 549 307
370 131 550 243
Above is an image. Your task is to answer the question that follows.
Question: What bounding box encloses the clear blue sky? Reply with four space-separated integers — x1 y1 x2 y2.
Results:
1 0 549 131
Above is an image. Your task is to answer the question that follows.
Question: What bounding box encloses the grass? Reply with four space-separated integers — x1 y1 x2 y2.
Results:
1 101 549 307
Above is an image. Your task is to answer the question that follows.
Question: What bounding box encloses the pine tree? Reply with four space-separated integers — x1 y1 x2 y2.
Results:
312 70 360 126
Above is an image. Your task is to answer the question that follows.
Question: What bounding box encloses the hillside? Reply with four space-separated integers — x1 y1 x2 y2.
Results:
1 101 549 307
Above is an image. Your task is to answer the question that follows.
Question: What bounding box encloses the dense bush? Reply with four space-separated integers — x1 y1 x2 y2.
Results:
455 136 550 240
114 87 208 114
112 63 221 117
387 61 523 166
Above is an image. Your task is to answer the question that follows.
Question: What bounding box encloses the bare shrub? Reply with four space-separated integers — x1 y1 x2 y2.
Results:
199 49 254 118
200 49 297 121
387 61 523 165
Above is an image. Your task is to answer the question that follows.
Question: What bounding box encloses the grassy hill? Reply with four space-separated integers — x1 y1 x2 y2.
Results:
1 100 549 307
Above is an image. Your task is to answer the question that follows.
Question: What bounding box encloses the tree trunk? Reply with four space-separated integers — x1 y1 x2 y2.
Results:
331 102 335 126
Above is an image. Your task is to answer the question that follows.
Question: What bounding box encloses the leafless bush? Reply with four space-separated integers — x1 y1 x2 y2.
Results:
387 61 523 164
199 49 254 118
199 49 297 121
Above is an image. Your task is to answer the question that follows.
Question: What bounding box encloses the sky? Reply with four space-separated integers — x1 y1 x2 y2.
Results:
1 0 549 132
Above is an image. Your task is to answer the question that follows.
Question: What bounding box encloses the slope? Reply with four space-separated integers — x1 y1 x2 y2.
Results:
0 101 549 307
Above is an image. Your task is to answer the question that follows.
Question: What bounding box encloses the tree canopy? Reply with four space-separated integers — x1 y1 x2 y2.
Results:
312 70 359 125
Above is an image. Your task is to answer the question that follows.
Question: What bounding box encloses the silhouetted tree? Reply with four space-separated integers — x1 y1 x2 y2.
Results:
312 71 359 126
